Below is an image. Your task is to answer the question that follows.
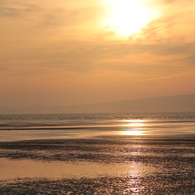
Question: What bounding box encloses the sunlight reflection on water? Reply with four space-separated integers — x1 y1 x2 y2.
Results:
121 129 146 136
0 158 156 180
0 119 195 141
121 119 147 136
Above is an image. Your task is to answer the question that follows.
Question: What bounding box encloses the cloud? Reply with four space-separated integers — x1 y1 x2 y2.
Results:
131 74 187 83
157 0 194 4
0 2 39 17
181 56 195 67
1 37 194 76
1 0 195 74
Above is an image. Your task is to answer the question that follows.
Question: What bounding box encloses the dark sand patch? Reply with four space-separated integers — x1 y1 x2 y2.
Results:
0 175 194 195
0 136 195 194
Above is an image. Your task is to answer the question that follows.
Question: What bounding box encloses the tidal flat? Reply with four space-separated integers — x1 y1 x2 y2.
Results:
0 135 195 194
0 113 195 194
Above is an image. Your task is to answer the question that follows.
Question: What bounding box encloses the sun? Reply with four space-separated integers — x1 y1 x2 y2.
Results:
104 0 159 37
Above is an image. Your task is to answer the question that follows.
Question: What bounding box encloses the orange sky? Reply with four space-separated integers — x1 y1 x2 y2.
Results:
0 0 195 107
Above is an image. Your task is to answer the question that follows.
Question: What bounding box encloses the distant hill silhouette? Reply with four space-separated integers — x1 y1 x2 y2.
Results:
0 94 195 114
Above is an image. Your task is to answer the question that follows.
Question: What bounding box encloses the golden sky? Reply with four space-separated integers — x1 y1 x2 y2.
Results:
0 0 195 106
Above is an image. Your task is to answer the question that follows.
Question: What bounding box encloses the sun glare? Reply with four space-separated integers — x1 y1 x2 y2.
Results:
122 130 144 136
124 120 146 127
121 120 146 135
104 0 159 37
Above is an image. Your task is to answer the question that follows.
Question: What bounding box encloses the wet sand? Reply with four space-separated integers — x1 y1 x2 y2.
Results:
0 134 195 194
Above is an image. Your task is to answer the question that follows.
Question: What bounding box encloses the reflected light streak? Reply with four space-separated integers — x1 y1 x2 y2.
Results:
127 123 143 127
123 120 146 127
122 120 147 135
127 162 144 193
122 130 145 136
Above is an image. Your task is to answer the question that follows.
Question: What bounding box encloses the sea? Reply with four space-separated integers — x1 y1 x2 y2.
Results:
0 112 195 194
0 112 195 141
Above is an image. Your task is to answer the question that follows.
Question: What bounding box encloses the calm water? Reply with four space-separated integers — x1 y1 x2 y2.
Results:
0 112 195 141
0 112 195 194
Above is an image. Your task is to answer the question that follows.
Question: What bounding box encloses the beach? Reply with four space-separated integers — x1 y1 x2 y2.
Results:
0 113 195 194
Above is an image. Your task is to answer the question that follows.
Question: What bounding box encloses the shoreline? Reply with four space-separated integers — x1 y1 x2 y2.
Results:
0 116 194 194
